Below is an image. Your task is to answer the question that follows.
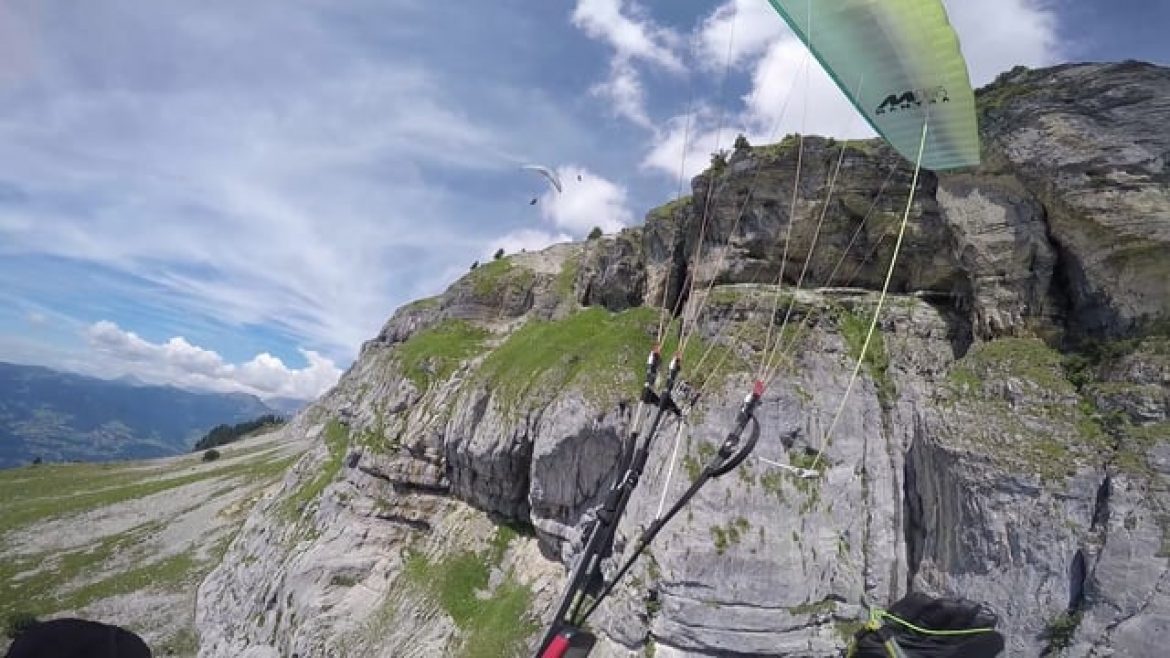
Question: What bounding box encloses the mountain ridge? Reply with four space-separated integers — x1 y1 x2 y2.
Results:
0 361 283 468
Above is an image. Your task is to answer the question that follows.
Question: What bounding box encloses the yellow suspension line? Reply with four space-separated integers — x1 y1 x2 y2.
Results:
810 117 929 472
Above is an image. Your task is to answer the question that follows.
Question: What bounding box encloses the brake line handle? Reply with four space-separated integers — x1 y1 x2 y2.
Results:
541 634 570 658
640 345 661 404
539 626 596 658
708 380 765 478
730 380 765 438
644 345 661 387
666 353 681 385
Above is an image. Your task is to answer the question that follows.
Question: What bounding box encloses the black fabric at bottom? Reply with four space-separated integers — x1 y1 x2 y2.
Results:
5 618 151 658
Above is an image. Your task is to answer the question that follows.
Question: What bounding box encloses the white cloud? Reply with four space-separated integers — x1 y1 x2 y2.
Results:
941 0 1062 85
572 0 685 132
641 108 741 181
697 0 786 69
540 166 634 234
0 1 584 362
591 59 653 129
26 311 47 326
743 37 872 142
571 0 683 72
86 320 341 400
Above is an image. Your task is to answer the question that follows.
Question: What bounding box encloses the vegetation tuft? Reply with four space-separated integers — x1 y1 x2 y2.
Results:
554 253 582 302
3 611 38 639
394 320 490 389
710 516 751 555
647 195 692 222
465 258 534 299
281 419 348 520
475 307 731 413
403 525 536 658
1044 610 1082 651
836 305 895 407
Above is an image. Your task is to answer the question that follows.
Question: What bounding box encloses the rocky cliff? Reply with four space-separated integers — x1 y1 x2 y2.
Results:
195 62 1170 658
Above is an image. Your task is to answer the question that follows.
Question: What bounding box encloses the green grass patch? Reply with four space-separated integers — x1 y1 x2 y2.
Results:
477 306 655 410
3 611 38 639
836 306 895 407
1114 421 1170 478
404 296 441 311
281 420 348 521
555 253 582 302
0 522 196 618
395 320 490 389
753 134 802 161
66 549 199 609
789 449 827 474
788 449 826 505
760 469 785 501
835 619 865 645
472 305 735 415
946 365 982 394
788 598 836 616
0 462 167 512
969 338 1071 393
709 516 750 555
0 450 295 541
976 80 1036 115
476 307 647 412
1044 610 1082 651
941 338 1116 482
647 195 692 222
405 551 489 627
402 525 536 658
0 440 294 618
159 626 200 656
465 258 535 298
683 441 719 484
844 138 884 157
356 406 396 454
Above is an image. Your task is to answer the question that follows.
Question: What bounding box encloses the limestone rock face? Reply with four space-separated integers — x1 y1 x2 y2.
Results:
979 61 1170 338
196 62 1170 658
682 138 965 298
577 230 647 312
935 173 1061 339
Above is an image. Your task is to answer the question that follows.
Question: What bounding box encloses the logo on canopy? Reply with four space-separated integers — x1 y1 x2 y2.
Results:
875 86 950 115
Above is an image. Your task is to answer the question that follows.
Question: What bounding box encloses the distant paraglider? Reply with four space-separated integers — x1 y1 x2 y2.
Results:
521 164 562 208
522 164 562 193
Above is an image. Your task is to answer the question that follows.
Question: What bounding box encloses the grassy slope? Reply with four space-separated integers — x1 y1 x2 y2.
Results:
0 429 305 656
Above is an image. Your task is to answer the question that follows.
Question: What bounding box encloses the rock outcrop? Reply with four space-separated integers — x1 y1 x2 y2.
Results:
196 62 1170 658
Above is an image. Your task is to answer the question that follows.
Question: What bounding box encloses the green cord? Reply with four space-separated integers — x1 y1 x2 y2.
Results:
847 604 995 657
877 610 996 637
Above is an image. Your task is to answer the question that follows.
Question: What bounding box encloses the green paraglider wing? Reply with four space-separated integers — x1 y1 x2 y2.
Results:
766 0 980 170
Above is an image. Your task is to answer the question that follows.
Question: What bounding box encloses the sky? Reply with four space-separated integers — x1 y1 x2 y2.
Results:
0 0 1164 401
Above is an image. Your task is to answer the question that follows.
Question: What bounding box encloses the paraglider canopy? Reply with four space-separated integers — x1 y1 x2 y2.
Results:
765 0 980 170
521 164 563 194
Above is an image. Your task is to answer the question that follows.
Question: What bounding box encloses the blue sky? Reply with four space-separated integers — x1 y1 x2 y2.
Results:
0 0 1163 400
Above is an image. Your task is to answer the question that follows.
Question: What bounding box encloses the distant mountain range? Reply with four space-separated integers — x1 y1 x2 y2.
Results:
0 362 292 468
262 397 309 416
